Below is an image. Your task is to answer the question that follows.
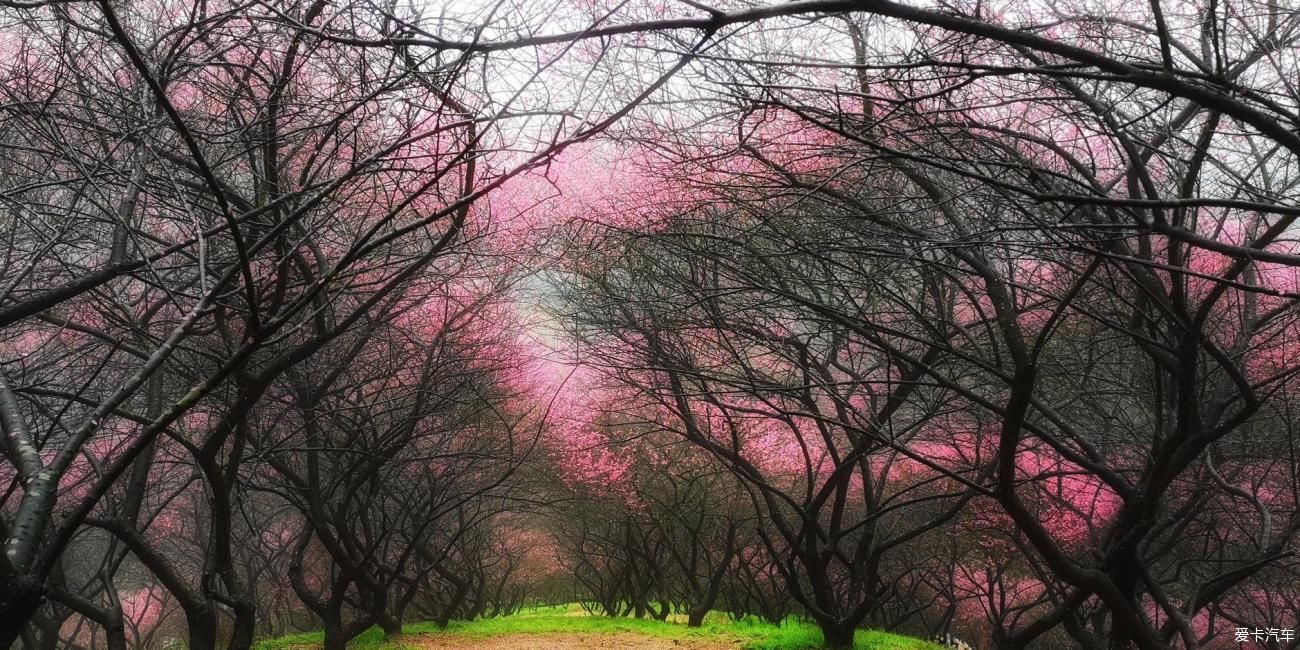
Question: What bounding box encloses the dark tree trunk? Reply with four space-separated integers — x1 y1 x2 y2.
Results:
650 598 670 621
184 602 219 650
226 596 257 650
819 621 856 650
32 612 62 650
322 624 347 650
320 611 372 650
0 576 42 650
1106 548 1143 650
433 563 470 628
436 582 469 629
687 606 708 627
379 615 403 639
103 621 128 650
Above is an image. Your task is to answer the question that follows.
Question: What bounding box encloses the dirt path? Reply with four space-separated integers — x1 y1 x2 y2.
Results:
404 632 743 649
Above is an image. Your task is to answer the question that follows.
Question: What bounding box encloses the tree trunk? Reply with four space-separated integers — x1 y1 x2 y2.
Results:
819 621 855 650
184 603 219 650
103 622 128 650
654 598 670 621
226 596 257 650
0 576 42 649
687 606 708 627
322 625 348 650
380 615 403 639
33 612 63 650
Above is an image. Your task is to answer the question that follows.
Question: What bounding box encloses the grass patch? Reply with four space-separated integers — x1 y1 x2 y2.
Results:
254 604 940 650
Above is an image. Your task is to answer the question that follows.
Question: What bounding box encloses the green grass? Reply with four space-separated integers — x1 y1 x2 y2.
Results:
253 604 941 650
